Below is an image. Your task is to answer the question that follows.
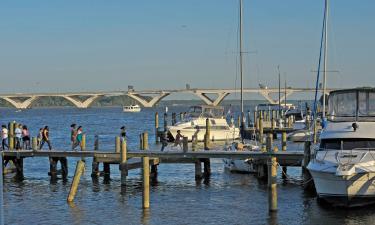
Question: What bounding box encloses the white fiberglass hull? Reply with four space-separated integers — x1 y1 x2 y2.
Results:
169 128 239 141
309 168 375 207
223 158 257 173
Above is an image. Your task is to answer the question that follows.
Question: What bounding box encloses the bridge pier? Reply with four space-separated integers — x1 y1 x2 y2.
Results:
127 92 170 107
193 91 230 106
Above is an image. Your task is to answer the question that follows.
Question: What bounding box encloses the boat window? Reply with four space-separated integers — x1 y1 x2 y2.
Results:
328 92 356 119
359 92 375 117
320 139 375 150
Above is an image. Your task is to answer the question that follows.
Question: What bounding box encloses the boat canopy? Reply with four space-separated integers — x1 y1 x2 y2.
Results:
188 105 224 118
328 88 375 122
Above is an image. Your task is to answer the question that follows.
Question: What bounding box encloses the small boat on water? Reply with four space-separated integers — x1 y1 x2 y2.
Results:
123 104 141 112
223 140 260 173
167 105 240 141
308 87 375 207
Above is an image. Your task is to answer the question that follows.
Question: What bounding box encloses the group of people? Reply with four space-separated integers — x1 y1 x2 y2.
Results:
1 124 31 150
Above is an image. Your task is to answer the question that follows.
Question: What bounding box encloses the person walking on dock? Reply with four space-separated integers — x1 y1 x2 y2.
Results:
22 125 31 150
1 125 9 150
72 126 83 150
40 126 52 150
70 124 77 149
15 124 22 150
173 130 184 149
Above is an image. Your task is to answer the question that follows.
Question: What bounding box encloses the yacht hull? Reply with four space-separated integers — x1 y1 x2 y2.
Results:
309 170 375 207
168 127 240 141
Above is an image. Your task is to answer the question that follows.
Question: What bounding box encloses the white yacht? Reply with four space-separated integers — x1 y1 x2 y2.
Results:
123 104 141 112
308 88 375 207
167 105 240 141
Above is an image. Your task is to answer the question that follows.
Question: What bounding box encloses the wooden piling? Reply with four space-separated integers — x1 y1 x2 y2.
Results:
49 157 58 180
103 163 111 182
142 132 150 209
192 135 197 151
182 137 188 153
172 112 176 125
267 133 277 212
303 141 312 170
60 157 68 181
91 135 100 179
120 139 127 186
281 131 287 178
9 122 14 150
32 137 38 150
204 118 210 150
155 112 159 143
81 134 86 151
259 114 265 151
203 159 211 177
67 160 85 202
195 160 202 179
115 136 121 153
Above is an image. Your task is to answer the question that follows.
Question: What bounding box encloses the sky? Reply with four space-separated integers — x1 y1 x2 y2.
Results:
0 0 374 97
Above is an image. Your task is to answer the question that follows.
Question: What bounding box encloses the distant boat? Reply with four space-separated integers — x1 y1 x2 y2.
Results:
123 104 141 112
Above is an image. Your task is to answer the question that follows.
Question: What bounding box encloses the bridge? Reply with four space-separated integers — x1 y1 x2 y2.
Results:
0 87 334 109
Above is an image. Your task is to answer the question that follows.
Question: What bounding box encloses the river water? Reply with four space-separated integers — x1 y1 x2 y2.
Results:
1 104 375 225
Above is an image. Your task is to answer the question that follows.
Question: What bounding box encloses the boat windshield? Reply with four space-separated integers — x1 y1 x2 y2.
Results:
328 89 375 122
187 106 224 118
320 138 375 150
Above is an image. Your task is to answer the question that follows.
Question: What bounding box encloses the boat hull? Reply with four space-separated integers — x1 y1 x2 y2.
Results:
309 169 375 207
223 158 257 173
168 127 240 141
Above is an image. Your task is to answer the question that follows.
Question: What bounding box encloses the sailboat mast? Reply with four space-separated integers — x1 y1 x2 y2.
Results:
322 0 329 118
239 0 244 118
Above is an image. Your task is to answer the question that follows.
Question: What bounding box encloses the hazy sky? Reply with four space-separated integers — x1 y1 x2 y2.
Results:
0 0 374 95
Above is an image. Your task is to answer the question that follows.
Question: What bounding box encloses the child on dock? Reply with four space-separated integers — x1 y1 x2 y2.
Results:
1 125 9 150
72 126 83 150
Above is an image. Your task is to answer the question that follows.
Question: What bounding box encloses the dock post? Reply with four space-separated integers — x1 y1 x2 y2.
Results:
49 157 58 181
155 112 159 143
204 118 211 150
115 136 121 153
259 114 265 151
267 133 277 212
60 157 68 181
203 159 211 178
182 137 188 153
192 135 197 151
81 134 86 151
195 160 202 180
142 132 150 209
91 135 100 179
247 110 251 128
120 139 127 186
67 160 85 202
13 158 24 180
281 131 287 178
32 137 38 150
9 122 14 150
103 163 111 183
163 113 168 132
303 141 313 190
237 115 241 129
0 153 4 225
172 112 176 125
303 141 311 170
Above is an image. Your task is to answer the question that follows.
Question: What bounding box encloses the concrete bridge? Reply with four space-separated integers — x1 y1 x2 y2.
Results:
0 88 333 109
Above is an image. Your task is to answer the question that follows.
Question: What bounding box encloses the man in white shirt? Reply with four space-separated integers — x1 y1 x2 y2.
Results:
2 125 9 150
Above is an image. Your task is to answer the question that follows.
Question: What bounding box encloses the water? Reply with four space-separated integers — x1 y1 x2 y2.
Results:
1 104 375 225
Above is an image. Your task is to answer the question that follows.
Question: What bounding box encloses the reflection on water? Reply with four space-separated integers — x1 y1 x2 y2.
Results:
1 106 375 225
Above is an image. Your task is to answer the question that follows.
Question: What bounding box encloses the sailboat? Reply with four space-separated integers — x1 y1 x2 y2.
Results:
223 0 260 173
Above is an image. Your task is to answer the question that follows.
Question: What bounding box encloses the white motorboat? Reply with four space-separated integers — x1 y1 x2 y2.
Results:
123 104 141 112
307 88 375 207
223 140 260 173
167 105 240 141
